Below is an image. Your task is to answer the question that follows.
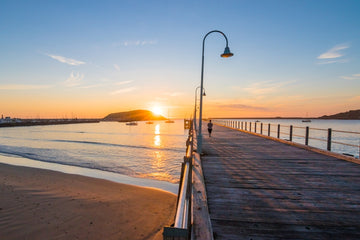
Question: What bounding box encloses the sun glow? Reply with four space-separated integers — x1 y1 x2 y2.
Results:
151 106 164 116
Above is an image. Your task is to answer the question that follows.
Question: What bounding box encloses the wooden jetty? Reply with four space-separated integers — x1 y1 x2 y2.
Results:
195 123 360 239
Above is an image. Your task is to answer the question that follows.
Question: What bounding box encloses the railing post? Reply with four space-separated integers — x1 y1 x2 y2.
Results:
249 122 252 132
245 122 247 131
254 122 257 133
277 124 280 138
305 126 309 145
289 125 293 141
260 123 263 135
241 122 243 130
268 123 271 136
327 128 332 151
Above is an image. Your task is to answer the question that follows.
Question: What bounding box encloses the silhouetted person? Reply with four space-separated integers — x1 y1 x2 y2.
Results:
207 120 213 137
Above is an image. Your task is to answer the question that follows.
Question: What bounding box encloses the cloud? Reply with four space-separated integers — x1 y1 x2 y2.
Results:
317 43 349 59
64 72 84 87
46 54 85 66
114 40 158 47
340 73 360 80
216 103 268 111
244 80 295 95
114 64 121 71
80 84 104 89
317 59 349 65
110 87 136 95
115 80 133 85
0 84 51 90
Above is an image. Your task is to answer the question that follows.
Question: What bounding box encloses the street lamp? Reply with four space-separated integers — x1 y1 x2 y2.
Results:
197 30 233 154
194 86 206 131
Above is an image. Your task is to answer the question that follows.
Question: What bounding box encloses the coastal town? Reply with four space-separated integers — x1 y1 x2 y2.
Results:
0 115 99 127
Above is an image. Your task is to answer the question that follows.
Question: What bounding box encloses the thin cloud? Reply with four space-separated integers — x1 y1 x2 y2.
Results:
244 80 295 95
340 73 360 80
115 80 133 85
64 72 84 87
80 84 105 89
46 54 85 66
317 59 349 65
114 64 121 71
317 43 349 59
110 87 136 95
114 40 158 47
217 103 268 111
0 84 51 90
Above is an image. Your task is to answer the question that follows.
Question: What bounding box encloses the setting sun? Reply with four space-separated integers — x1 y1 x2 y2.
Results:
151 106 164 116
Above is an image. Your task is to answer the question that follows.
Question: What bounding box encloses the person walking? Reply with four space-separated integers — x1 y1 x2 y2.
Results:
207 120 213 137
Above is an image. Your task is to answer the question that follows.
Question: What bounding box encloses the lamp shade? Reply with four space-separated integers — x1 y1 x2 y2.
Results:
221 46 234 58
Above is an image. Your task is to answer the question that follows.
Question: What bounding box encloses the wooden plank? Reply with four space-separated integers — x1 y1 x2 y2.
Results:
199 124 360 239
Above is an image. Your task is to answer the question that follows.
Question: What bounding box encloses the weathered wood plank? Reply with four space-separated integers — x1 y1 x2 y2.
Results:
200 124 360 240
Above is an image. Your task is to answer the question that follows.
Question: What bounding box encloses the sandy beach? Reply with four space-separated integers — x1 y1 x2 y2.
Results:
0 163 177 240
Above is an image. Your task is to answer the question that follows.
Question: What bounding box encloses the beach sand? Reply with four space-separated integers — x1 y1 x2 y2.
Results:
0 163 177 240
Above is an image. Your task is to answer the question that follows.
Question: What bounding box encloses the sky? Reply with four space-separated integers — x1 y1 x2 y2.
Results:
1 0 360 119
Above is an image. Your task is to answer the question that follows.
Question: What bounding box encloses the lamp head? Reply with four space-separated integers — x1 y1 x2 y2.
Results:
221 46 234 58
203 90 206 96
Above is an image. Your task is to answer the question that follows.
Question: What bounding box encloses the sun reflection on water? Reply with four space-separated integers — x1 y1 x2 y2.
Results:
154 135 161 146
155 124 160 135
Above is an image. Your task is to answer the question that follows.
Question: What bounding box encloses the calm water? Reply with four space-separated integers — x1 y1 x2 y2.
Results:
1 119 359 192
217 119 360 158
0 121 188 186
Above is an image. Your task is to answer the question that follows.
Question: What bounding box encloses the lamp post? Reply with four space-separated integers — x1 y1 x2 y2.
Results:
194 86 206 131
197 30 233 154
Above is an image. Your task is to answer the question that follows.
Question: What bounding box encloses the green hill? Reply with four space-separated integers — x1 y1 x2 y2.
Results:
319 109 360 119
103 110 167 122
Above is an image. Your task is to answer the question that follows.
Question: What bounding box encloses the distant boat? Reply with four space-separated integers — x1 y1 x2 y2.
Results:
302 112 311 122
165 109 175 123
146 121 154 124
125 122 138 126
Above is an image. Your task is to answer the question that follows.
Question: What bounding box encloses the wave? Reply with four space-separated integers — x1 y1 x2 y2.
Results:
0 145 136 176
51 139 184 152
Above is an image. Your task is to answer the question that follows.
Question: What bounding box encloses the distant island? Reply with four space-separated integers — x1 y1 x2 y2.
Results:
103 110 167 122
319 109 360 120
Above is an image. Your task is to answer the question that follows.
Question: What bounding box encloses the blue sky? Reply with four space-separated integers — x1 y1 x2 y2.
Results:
1 0 359 118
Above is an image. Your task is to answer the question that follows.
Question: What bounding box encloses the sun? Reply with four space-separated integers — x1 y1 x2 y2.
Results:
151 106 164 116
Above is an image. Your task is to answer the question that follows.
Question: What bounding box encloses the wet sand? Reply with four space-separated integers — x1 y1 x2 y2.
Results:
0 163 177 240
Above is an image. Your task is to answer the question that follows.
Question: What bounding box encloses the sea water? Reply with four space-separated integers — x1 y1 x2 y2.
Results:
0 121 188 193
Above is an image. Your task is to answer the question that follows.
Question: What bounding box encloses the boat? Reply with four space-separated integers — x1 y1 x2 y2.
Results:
302 112 311 122
165 109 175 123
125 122 138 126
146 121 154 124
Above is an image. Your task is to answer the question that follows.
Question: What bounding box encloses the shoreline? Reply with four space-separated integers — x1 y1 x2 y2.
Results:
0 154 178 194
0 162 177 240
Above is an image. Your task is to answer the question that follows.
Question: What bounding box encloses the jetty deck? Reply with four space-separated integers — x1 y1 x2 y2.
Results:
200 124 360 239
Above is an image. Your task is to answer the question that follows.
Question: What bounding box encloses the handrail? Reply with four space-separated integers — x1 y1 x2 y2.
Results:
214 119 360 158
174 161 190 228
163 119 194 240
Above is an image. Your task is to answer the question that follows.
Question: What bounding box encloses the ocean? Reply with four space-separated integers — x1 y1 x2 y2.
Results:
1 119 359 194
0 121 188 193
